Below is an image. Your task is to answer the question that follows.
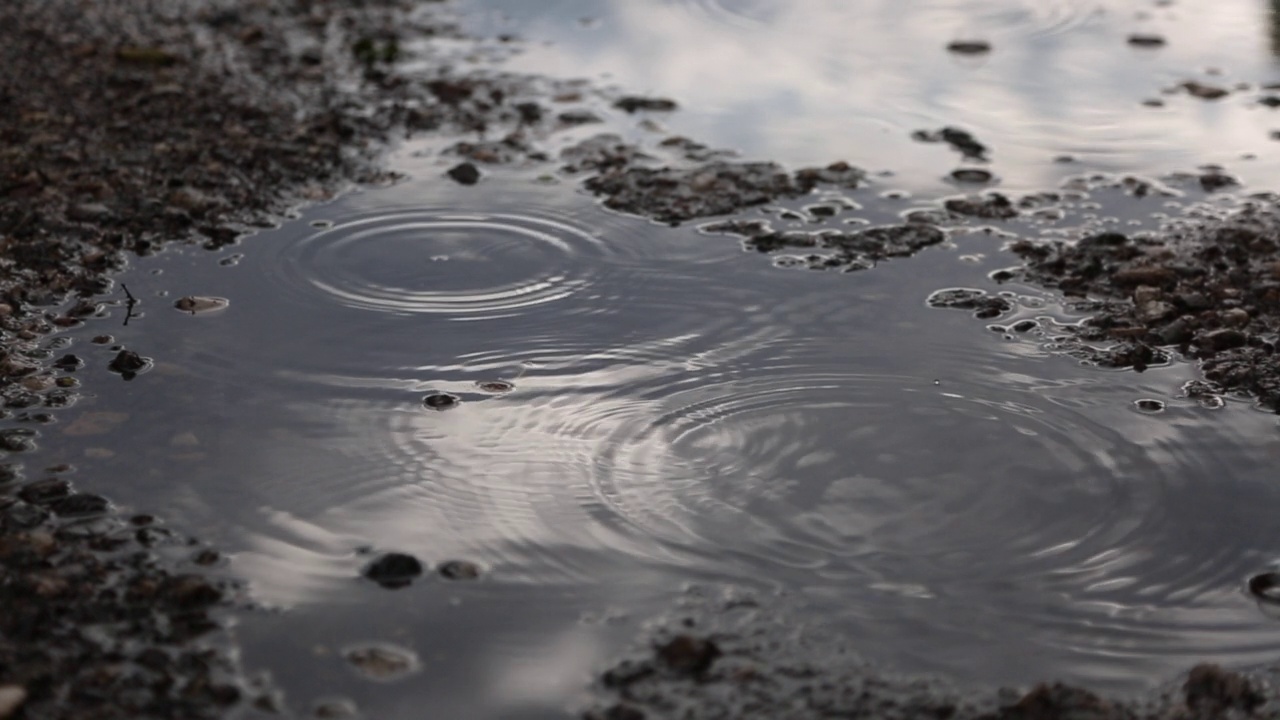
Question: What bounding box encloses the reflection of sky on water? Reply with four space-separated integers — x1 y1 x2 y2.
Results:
463 0 1280 192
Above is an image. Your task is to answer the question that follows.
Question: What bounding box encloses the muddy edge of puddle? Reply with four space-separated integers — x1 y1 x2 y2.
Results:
2 1 1279 718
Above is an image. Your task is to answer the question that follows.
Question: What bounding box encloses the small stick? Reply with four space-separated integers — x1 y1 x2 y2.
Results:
121 283 138 326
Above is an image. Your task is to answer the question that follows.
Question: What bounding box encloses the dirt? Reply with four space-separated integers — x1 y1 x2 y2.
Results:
583 590 1280 720
6 0 1280 719
1010 196 1280 411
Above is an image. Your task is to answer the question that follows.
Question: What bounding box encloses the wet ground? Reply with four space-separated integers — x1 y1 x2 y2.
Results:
8 0 1280 719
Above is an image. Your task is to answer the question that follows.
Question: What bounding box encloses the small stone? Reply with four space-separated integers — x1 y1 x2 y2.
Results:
17 478 67 505
475 380 513 393
166 574 223 607
1136 300 1176 323
363 552 423 589
173 296 230 314
656 635 720 676
313 697 359 718
108 350 150 375
68 202 112 222
1127 33 1166 47
1184 664 1263 714
446 162 481 186
53 354 83 371
1221 308 1250 327
946 40 991 55
438 560 481 580
422 393 460 411
1182 81 1229 100
613 96 677 113
0 681 28 712
1198 328 1247 352
344 644 420 682
950 168 994 184
1134 399 1166 413
50 493 109 517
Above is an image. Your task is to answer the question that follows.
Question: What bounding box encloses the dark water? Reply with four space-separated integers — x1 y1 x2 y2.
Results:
20 1 1280 717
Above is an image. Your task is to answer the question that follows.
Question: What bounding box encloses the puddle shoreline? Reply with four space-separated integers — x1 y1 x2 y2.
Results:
2 1 1280 718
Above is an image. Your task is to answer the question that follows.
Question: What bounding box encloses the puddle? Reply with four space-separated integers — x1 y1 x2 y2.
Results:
462 0 1280 193
10 1 1280 717
24 170 1280 713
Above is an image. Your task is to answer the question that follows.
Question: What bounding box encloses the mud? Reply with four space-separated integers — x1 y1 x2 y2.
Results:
583 590 1280 720
1010 197 1280 411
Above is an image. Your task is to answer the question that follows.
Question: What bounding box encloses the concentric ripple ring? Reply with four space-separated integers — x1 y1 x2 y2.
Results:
278 210 608 319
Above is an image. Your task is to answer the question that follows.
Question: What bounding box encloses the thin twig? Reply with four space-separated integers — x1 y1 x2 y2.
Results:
121 282 138 326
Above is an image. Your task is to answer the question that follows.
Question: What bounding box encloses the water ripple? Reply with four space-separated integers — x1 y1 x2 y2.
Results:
275 209 610 319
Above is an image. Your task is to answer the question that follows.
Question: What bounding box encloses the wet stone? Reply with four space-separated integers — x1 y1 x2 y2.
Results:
558 109 602 126
363 552 424 589
950 168 994 184
946 40 991 55
584 161 800 224
1181 81 1229 100
107 349 150 376
423 393 460 411
1133 399 1166 413
312 697 360 718
0 429 38 453
1183 663 1263 715
344 644 420 682
476 380 513 393
67 202 112 222
0 686 27 719
613 96 677 113
1248 571 1280 602
912 126 989 160
173 296 230 314
656 635 720 677
3 502 48 529
1199 172 1239 192
446 161 481 186
944 193 1017 219
1001 683 1118 720
1127 33 1167 47
927 288 1014 319
49 492 109 518
438 559 481 580
52 354 83 371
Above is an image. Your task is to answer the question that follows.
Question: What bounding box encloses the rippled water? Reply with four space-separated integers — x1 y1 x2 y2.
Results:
464 0 1280 192
20 1 1280 717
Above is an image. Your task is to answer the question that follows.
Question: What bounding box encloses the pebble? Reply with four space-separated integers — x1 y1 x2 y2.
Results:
1127 33 1166 47
946 40 991 55
422 393 460 411
363 552 423 589
344 644 420 682
67 202 112 222
446 162 481 185
108 350 150 375
1182 81 1229 100
438 560 481 580
0 685 27 719
173 296 230 314
656 635 720 676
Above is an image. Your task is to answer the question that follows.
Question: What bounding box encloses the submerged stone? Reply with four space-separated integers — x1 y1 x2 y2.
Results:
173 296 230 314
438 559 481 580
343 644 420 682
